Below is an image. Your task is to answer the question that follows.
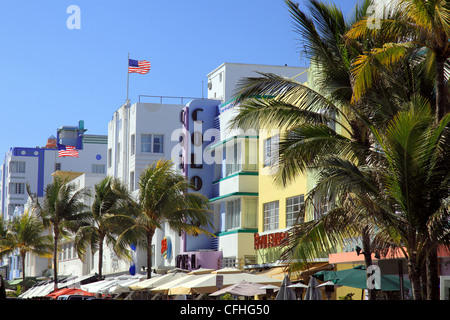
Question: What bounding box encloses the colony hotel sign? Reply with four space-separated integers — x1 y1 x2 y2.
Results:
254 232 288 250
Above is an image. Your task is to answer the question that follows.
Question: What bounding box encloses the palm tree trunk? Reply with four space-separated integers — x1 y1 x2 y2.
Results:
426 247 439 300
420 261 427 299
146 229 155 279
98 236 104 279
407 252 423 300
362 227 376 300
21 252 26 291
435 55 447 122
53 228 59 292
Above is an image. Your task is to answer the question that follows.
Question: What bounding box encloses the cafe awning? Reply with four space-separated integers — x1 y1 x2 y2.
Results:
312 265 411 291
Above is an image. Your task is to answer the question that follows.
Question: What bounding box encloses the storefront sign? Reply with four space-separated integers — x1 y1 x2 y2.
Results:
254 232 288 250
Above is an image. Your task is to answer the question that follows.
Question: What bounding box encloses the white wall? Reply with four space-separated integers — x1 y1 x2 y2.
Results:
207 62 308 103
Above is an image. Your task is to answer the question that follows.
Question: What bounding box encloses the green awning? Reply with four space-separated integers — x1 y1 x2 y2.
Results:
313 265 411 291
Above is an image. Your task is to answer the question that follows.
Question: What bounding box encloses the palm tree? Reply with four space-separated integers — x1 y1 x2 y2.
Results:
282 97 450 300
343 0 450 299
231 0 450 299
345 0 450 123
366 99 450 300
118 159 213 279
231 0 383 298
74 176 137 279
28 176 89 292
0 212 52 291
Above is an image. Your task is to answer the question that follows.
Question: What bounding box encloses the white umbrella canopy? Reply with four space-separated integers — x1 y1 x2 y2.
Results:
211 267 242 274
20 281 53 299
287 282 309 289
150 274 210 293
210 281 269 297
168 272 283 295
108 275 147 294
317 281 341 288
188 268 215 275
128 272 187 291
81 277 120 294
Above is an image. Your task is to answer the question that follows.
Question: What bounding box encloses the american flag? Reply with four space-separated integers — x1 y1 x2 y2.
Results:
128 59 151 74
57 144 79 158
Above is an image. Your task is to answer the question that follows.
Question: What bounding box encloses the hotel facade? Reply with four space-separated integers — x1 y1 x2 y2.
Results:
0 121 107 280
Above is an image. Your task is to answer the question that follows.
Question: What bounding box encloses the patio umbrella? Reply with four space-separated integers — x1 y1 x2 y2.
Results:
304 277 322 300
46 288 94 299
188 268 215 275
108 275 146 294
287 282 308 289
151 274 207 294
209 281 268 297
168 272 282 295
275 275 296 300
317 281 340 288
21 281 54 298
81 278 119 294
129 272 186 291
260 284 280 299
212 267 243 274
312 265 411 291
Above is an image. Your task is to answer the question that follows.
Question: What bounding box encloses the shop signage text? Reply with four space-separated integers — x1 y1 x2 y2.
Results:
254 232 288 250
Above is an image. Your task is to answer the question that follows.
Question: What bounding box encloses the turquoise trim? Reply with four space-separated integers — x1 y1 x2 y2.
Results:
209 192 258 202
212 171 258 184
216 228 258 237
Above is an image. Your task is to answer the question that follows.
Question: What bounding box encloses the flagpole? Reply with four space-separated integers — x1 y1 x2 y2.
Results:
127 53 130 103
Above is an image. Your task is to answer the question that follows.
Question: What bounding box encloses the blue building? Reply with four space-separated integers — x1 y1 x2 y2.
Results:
177 98 223 270
0 121 107 280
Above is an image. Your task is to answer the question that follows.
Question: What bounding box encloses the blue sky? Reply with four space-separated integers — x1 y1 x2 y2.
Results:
0 0 358 155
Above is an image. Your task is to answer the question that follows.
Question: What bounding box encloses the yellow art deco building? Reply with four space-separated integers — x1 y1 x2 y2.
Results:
255 127 309 266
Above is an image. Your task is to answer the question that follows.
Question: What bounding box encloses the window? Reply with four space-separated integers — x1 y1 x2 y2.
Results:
60 242 74 261
153 135 164 153
225 140 242 176
55 163 61 171
263 135 279 167
130 134 135 155
141 134 152 153
286 195 304 227
92 164 106 174
10 161 25 173
8 204 22 216
10 182 25 194
141 134 164 154
226 199 241 230
263 201 279 231
220 257 237 268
